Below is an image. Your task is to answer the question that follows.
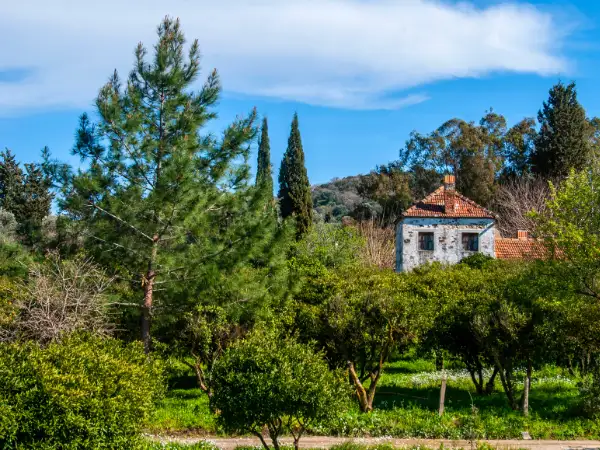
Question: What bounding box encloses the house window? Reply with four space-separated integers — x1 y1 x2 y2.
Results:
462 233 479 251
418 232 434 251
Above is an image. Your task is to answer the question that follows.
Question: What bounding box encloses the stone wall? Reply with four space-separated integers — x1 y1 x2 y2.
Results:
395 217 496 272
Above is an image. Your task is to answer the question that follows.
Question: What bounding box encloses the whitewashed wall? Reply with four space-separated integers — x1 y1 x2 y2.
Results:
395 217 496 272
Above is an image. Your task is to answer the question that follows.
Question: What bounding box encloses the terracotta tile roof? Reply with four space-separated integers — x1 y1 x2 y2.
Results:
495 238 550 260
403 185 496 219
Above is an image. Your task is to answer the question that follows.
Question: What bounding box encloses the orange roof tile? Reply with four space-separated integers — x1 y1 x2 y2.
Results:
495 238 550 260
403 185 496 219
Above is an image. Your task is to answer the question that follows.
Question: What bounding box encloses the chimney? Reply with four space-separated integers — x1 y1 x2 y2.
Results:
517 230 529 240
444 175 456 214
444 174 456 191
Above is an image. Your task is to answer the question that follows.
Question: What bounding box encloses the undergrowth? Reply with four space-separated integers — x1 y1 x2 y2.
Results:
149 359 598 439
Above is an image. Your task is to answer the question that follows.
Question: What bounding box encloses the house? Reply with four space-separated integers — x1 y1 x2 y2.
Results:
395 175 546 272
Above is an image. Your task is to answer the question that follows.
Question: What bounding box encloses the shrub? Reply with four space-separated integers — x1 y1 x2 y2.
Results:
16 254 115 343
0 333 164 449
211 329 349 450
579 370 600 419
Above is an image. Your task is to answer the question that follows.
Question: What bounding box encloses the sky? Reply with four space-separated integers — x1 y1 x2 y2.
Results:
0 0 599 186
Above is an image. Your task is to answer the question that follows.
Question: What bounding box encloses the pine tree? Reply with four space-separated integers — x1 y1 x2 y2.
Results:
278 113 312 238
531 81 591 179
59 18 278 353
256 117 273 197
19 162 53 244
0 149 24 217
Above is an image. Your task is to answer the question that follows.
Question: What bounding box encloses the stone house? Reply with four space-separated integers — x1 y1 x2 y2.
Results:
395 175 545 272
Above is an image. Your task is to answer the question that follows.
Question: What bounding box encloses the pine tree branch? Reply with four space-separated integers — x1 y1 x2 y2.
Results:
87 234 150 261
87 203 154 241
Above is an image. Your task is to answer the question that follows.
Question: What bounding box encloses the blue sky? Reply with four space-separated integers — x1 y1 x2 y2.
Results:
0 0 599 185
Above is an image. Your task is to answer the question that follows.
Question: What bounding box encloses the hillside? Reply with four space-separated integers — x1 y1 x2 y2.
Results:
312 175 364 222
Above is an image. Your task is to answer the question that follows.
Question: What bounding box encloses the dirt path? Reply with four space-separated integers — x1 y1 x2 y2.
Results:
146 435 600 450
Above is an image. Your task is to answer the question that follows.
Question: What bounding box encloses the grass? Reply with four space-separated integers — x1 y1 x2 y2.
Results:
149 358 600 439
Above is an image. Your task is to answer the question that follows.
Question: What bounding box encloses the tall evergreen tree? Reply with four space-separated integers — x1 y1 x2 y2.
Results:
255 117 273 197
531 81 591 179
19 162 53 244
58 18 279 353
278 113 312 238
0 149 24 216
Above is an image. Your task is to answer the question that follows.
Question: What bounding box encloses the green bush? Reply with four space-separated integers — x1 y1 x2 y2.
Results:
211 329 350 450
579 370 600 419
0 333 164 449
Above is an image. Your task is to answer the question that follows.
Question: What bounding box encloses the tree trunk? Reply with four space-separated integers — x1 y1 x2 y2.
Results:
268 424 281 450
497 362 518 410
142 270 155 355
484 367 499 395
467 366 484 395
522 360 532 417
348 361 372 412
435 352 444 371
142 235 159 354
567 357 575 377
183 358 211 395
439 375 447 416
252 431 270 450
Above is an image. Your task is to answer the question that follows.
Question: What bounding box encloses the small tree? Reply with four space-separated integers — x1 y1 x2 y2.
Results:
322 267 432 412
211 330 348 450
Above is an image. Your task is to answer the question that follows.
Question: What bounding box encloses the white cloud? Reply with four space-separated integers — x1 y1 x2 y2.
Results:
0 0 568 113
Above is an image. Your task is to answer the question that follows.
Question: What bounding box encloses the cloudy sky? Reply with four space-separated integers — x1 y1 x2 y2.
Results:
0 0 597 183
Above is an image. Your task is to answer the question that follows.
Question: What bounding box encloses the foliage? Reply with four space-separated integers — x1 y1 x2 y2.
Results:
256 117 274 199
211 329 349 450
355 162 413 226
149 359 600 440
400 111 508 206
0 149 24 217
579 370 600 419
531 82 591 179
0 276 19 342
534 167 600 300
279 113 313 238
312 175 363 222
319 267 433 412
0 333 164 449
0 149 52 244
0 208 17 241
55 17 278 353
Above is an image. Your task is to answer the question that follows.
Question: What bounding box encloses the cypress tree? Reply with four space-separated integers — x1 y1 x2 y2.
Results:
278 113 312 238
256 117 273 197
531 81 591 179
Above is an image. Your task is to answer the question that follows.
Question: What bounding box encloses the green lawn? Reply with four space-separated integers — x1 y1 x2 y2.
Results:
149 359 600 439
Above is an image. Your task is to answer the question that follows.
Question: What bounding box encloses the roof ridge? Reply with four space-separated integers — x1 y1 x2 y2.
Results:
451 190 497 218
401 184 495 219
404 185 444 213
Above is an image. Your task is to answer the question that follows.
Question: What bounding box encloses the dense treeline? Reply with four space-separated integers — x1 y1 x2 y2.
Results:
1 17 600 450
314 86 600 229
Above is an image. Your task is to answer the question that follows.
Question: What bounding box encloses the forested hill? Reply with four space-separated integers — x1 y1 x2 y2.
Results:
312 175 363 222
